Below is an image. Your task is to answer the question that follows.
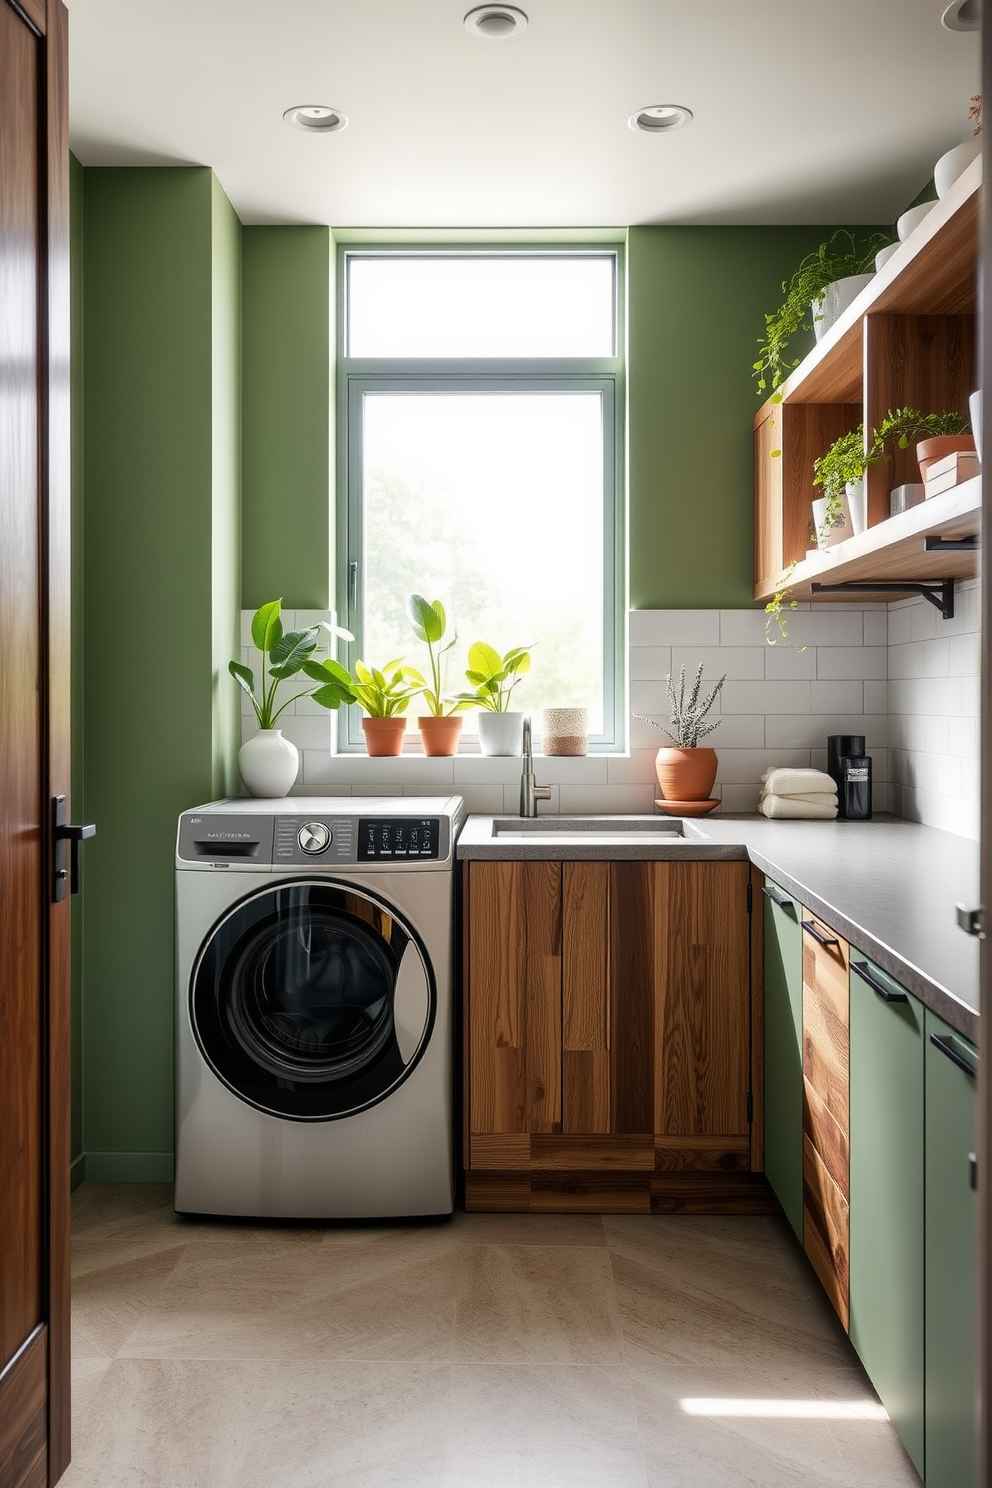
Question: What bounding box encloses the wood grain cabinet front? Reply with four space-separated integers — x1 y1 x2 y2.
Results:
464 859 773 1213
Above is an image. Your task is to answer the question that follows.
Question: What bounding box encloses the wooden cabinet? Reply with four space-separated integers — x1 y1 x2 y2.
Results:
801 909 851 1329
754 156 981 605
924 1011 978 1488
464 859 772 1213
848 955 926 1479
761 878 804 1240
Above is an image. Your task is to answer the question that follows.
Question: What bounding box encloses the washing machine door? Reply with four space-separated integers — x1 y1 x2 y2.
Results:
189 880 436 1120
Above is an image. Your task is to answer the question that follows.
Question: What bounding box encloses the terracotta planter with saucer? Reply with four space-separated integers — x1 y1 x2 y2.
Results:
916 434 976 482
655 746 718 810
418 716 463 756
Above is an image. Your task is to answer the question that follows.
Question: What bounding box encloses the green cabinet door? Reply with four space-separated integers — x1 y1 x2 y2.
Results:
925 1010 978 1488
762 877 803 1239
849 955 925 1478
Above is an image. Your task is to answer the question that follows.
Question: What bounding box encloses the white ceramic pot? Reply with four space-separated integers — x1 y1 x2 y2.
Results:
238 727 299 797
874 242 899 272
812 493 854 551
812 274 874 342
845 477 867 535
969 389 982 464
934 137 982 199
476 710 524 757
896 201 936 242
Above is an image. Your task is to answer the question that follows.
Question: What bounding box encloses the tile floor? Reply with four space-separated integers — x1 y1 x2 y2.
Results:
64 1184 921 1487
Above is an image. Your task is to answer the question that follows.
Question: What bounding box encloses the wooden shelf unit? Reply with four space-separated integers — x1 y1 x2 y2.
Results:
754 155 982 605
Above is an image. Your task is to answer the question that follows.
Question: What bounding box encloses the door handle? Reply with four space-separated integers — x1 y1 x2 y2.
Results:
53 795 96 901
761 884 794 911
801 919 840 949
930 1031 978 1080
851 959 908 1003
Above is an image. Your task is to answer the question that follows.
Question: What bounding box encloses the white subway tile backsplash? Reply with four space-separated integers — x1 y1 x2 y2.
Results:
558 783 655 815
784 610 865 648
721 680 810 715
630 679 670 715
718 610 772 647
933 676 963 717
764 645 817 680
630 610 720 646
863 681 888 714
887 605 913 646
862 611 888 647
708 715 766 748
923 637 951 678
948 632 979 676
817 646 887 681
809 680 864 714
910 601 938 642
671 646 765 680
948 715 980 757
606 750 661 785
629 646 672 680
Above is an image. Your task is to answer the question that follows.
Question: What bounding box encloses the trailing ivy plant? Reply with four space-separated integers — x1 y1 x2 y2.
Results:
764 564 807 651
753 229 891 396
869 406 969 463
812 425 872 538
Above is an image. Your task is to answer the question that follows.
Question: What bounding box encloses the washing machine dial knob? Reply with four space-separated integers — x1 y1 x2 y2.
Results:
298 822 331 855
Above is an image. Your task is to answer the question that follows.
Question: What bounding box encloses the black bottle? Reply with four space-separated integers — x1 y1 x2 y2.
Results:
827 734 866 794
839 754 872 820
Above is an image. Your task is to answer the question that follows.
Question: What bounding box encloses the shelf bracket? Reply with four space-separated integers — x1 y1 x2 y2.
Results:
810 579 955 619
923 535 979 553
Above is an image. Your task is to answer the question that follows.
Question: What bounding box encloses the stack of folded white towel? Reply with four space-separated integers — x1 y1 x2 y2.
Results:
758 767 838 820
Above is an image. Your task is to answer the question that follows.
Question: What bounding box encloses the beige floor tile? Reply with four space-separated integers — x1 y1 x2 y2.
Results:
450 1210 608 1247
236 1361 451 1488
72 1182 190 1266
71 1243 191 1359
453 1244 625 1364
120 1232 461 1362
442 1364 649 1487
59 1358 263 1488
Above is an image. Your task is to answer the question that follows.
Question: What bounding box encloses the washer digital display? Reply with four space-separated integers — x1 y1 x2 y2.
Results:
358 817 440 860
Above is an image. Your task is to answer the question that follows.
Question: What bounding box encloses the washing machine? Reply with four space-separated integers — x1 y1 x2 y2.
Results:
174 795 464 1220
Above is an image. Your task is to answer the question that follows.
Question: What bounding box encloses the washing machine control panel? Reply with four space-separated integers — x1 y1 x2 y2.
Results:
357 817 440 861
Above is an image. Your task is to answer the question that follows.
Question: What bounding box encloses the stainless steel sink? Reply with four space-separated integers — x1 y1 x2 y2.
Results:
491 815 707 845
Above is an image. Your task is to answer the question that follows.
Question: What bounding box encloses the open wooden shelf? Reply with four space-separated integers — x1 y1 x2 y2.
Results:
757 477 981 603
754 155 982 604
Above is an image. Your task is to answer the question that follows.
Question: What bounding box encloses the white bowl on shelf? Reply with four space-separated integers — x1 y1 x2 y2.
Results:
875 242 899 271
934 138 982 198
896 202 936 241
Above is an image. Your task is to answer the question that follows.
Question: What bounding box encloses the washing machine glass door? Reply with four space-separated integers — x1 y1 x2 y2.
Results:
190 880 435 1120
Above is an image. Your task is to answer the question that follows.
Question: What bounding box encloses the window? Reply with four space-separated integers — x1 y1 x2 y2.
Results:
337 248 624 751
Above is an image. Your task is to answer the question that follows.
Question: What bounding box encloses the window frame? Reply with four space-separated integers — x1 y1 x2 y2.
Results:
335 244 626 753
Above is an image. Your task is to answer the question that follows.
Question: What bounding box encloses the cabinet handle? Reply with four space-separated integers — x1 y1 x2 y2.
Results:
930 1032 978 1080
851 959 908 1003
761 884 794 910
801 919 839 949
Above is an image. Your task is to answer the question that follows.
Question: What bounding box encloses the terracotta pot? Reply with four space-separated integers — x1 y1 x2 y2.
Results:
655 747 718 802
361 716 406 757
916 434 976 481
418 715 463 757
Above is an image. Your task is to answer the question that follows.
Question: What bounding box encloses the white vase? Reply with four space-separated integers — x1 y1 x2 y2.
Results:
845 477 867 535
896 201 936 242
934 138 982 199
476 710 525 757
812 274 874 342
812 493 854 551
238 727 299 797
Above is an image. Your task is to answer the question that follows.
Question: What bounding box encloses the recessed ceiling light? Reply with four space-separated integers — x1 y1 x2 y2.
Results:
283 105 348 133
628 104 693 134
941 0 981 30
464 5 528 38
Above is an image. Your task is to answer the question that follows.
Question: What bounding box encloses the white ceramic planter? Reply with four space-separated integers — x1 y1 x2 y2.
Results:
812 274 874 342
896 201 936 242
238 727 299 797
845 476 867 535
969 389 982 464
875 242 899 272
476 710 524 757
812 492 854 551
934 138 982 199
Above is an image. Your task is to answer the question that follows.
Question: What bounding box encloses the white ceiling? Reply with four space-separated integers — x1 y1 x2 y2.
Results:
66 0 982 228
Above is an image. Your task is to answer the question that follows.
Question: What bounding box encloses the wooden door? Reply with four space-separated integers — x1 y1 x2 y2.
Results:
0 1 72 1485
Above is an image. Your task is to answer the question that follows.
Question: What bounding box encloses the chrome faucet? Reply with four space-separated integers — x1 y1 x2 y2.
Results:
519 716 552 818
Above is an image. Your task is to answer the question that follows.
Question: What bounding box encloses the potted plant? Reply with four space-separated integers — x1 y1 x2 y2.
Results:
754 230 891 396
453 640 532 756
229 599 352 795
811 425 873 548
636 663 726 809
870 405 972 483
406 593 468 755
303 654 425 755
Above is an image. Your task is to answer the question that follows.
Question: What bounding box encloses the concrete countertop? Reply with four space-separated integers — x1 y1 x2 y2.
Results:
457 812 980 1042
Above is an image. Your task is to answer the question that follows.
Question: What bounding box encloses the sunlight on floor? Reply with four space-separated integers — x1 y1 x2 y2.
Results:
680 1398 889 1420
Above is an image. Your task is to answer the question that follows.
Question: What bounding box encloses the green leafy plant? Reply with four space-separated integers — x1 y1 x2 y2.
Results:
636 664 727 749
229 599 353 728
406 593 466 717
303 654 425 717
764 563 807 651
869 406 969 462
754 230 891 396
454 641 533 713
812 424 872 536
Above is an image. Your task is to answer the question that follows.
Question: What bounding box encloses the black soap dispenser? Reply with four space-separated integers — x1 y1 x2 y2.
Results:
827 734 872 820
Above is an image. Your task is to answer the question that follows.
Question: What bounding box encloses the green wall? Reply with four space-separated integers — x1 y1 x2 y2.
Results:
626 225 858 609
80 168 240 1179
241 226 334 609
